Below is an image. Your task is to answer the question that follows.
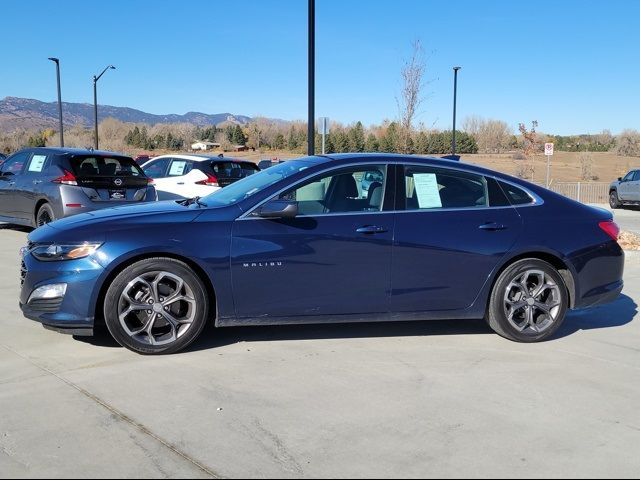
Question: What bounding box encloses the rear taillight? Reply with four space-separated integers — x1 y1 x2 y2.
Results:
146 177 155 185
195 173 219 187
599 220 620 241
52 170 77 186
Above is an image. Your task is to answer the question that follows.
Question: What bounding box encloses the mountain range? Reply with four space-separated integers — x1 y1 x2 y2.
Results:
0 96 253 132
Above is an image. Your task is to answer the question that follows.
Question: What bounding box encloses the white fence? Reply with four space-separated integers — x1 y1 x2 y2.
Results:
540 182 610 204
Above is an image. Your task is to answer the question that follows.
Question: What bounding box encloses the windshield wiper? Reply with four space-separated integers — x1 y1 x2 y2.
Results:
179 196 208 207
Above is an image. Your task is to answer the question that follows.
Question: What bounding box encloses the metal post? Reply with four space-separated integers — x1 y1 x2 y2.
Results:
546 155 550 188
93 76 98 149
48 58 64 146
321 117 326 154
308 0 315 156
452 66 461 155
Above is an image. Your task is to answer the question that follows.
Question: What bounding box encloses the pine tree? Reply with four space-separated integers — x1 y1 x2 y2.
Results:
365 133 379 152
348 122 365 152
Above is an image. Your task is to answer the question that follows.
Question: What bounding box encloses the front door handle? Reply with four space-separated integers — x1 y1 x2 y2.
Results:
479 222 506 231
356 225 388 234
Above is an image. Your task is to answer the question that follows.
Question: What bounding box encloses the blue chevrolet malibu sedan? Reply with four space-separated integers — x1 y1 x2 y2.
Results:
19 154 624 354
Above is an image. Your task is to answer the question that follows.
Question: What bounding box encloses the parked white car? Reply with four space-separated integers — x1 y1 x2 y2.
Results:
141 154 260 200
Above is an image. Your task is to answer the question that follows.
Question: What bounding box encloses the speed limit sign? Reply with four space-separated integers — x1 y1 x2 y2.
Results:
545 143 554 156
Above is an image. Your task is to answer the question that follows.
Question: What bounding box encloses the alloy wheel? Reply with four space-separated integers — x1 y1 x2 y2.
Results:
503 269 562 335
118 271 197 346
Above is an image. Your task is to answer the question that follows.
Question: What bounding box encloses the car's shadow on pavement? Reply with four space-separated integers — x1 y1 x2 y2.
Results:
0 223 33 233
77 294 637 352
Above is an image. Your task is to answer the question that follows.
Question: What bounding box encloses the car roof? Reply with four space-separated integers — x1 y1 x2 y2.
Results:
149 154 254 163
21 147 132 157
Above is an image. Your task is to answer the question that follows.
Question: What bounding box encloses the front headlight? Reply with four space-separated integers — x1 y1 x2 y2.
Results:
31 243 103 262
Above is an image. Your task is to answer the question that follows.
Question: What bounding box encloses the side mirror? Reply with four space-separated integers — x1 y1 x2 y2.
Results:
257 200 298 219
618 177 623 182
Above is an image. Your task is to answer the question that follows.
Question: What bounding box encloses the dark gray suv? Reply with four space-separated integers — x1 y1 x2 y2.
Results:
0 147 157 227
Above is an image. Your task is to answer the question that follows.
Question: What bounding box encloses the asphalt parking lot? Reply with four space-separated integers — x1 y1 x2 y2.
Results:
1 223 640 478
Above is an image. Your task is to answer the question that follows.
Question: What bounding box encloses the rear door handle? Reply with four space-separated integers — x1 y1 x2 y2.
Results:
356 225 388 234
479 222 506 231
33 180 43 185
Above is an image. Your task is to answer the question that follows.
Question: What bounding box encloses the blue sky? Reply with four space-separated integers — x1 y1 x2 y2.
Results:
1 0 638 135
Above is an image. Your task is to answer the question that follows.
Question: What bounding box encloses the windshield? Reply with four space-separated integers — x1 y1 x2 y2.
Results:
202 159 311 207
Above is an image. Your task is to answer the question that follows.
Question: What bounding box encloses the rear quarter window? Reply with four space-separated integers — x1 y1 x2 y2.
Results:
499 181 534 205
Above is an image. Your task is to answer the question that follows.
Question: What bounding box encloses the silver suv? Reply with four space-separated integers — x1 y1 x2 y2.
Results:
609 170 640 209
0 147 157 227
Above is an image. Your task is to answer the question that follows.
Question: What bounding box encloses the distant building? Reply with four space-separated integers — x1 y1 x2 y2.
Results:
191 141 221 151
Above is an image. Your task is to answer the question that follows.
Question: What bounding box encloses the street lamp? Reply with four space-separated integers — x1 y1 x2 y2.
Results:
48 57 64 147
452 66 461 156
93 65 116 149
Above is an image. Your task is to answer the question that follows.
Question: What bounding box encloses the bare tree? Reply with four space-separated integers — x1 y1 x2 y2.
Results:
464 116 512 153
615 129 640 157
397 40 426 153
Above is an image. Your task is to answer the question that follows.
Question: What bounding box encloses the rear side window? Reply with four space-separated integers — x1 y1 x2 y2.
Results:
167 159 194 177
403 165 488 209
498 181 534 205
26 154 48 173
70 156 145 177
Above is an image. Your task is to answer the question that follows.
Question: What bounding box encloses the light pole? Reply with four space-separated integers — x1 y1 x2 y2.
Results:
308 0 315 156
48 57 64 147
452 66 461 156
93 65 115 149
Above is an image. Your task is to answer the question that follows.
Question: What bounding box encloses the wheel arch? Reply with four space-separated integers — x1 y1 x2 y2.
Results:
34 199 50 225
487 251 576 310
93 252 217 328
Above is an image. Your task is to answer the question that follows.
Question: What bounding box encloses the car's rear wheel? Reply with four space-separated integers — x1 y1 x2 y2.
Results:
103 258 210 354
486 259 568 342
36 203 55 227
609 191 621 209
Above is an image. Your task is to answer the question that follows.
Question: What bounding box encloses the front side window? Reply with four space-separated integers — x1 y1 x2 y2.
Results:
633 171 640 182
142 158 171 178
0 152 30 175
403 165 487 210
623 171 635 182
279 165 387 215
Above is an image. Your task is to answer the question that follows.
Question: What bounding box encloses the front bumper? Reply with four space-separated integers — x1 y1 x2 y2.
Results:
19 251 105 334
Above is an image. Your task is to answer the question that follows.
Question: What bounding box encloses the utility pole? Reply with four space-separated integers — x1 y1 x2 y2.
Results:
308 0 315 156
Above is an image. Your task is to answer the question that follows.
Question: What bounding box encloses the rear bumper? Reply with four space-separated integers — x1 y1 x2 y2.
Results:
58 185 157 218
570 241 625 309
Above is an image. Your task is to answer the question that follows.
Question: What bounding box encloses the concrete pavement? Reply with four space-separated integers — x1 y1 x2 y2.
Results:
1 227 639 478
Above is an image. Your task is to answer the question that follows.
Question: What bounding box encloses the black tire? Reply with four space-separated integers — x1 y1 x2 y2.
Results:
486 259 569 342
36 203 55 227
609 190 621 209
103 258 210 354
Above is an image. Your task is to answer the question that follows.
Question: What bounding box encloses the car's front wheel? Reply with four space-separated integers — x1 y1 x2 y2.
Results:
609 190 621 209
103 258 210 354
486 259 568 342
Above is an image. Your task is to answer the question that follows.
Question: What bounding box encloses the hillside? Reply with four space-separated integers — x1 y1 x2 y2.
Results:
0 96 252 131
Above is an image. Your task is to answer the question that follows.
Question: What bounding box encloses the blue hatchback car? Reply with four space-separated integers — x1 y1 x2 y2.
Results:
20 154 624 354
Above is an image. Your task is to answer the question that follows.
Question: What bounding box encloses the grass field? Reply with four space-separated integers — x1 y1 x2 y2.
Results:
155 149 640 184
